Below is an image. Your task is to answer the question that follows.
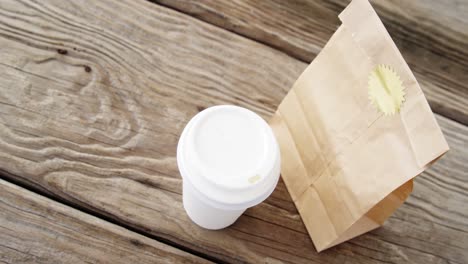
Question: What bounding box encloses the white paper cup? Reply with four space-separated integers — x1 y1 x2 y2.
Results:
177 105 280 229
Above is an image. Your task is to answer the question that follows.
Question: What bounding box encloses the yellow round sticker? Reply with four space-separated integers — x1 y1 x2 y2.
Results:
368 65 406 115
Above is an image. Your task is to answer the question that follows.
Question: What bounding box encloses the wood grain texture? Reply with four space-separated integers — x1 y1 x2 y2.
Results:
153 0 468 126
0 179 211 264
0 0 467 263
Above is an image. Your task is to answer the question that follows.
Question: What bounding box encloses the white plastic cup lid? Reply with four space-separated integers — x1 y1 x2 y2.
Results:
177 105 281 210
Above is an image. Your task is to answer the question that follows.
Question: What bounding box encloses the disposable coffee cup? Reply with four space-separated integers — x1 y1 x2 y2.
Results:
177 105 281 229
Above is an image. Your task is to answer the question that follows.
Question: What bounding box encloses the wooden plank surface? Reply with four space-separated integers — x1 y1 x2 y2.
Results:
153 0 468 126
0 179 211 264
0 0 467 263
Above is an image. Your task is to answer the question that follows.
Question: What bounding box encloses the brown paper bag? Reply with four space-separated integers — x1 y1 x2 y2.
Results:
269 0 449 252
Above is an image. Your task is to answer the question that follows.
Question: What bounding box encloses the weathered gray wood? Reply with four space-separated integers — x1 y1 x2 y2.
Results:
0 179 211 264
0 0 467 263
153 0 468 125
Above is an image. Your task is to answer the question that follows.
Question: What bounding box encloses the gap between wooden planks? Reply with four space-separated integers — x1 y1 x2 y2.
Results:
0 179 211 264
0 0 467 263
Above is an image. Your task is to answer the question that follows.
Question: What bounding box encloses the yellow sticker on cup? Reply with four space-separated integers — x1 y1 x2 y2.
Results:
368 65 405 115
248 175 261 184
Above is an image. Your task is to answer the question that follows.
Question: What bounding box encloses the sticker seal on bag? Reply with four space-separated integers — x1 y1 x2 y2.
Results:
368 65 406 115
